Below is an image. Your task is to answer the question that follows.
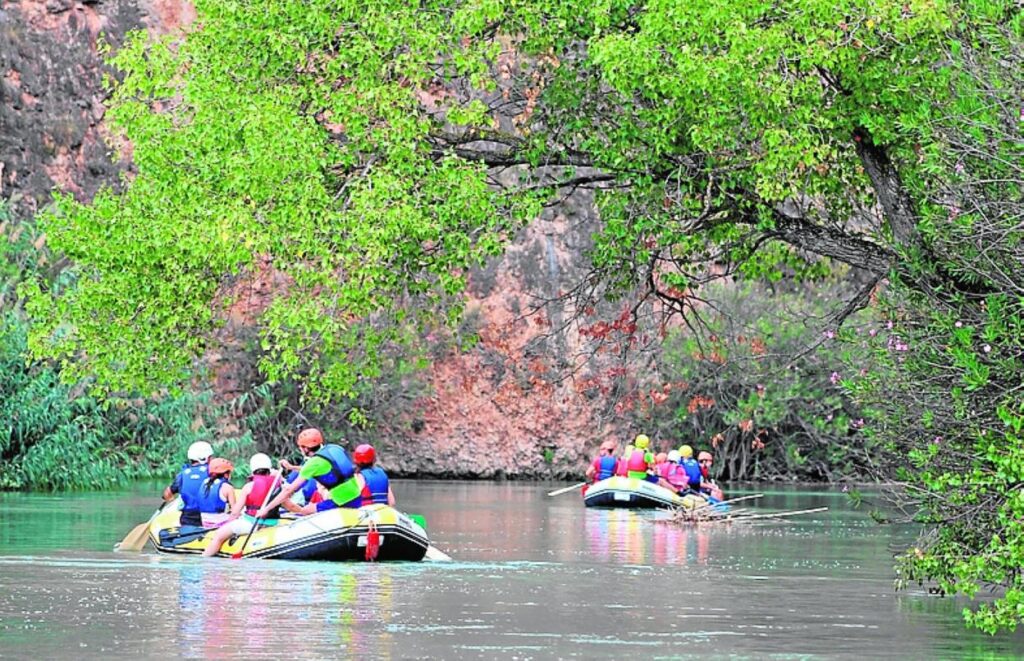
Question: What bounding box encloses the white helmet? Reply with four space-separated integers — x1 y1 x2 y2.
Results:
667 450 681 463
187 441 213 463
249 452 273 472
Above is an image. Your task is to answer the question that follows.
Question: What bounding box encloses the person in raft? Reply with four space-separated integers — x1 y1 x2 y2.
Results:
678 445 705 496
698 450 725 501
163 441 213 528
201 453 282 557
586 440 619 484
254 428 362 519
353 443 396 506
626 434 658 483
199 458 236 528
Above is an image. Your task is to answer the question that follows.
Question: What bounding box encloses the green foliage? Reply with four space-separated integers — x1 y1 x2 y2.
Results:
25 0 542 405
632 281 874 481
0 313 243 490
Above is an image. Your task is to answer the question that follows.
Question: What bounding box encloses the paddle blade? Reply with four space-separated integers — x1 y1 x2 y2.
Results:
424 545 452 562
114 522 150 552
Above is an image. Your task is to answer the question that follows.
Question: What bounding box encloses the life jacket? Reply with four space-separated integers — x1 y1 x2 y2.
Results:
177 464 210 513
626 449 649 476
286 470 319 505
245 473 281 519
312 444 356 490
359 466 390 505
663 462 688 488
595 455 617 480
614 457 628 477
681 457 702 488
197 477 230 513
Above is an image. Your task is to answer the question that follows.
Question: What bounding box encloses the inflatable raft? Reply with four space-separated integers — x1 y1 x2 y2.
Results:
149 503 430 561
583 476 706 509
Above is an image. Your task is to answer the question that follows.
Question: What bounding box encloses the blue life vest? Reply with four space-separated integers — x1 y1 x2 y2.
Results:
596 455 617 480
197 476 230 513
313 444 356 490
360 466 390 505
286 470 318 503
681 457 702 488
177 464 210 512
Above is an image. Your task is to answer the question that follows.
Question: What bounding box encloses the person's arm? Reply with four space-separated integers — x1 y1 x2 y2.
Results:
586 459 597 481
163 473 182 501
228 484 251 519
221 482 236 512
386 485 396 506
280 458 300 473
256 476 303 518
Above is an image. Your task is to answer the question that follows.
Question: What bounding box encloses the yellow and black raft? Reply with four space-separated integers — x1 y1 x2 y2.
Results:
583 476 705 509
149 504 430 561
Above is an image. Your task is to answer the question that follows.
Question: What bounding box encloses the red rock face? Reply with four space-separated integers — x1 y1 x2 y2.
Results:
1 1 632 479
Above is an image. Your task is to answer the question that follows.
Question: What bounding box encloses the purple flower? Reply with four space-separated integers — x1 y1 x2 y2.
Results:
886 320 894 330
983 344 992 353
895 342 909 352
954 162 965 175
853 418 865 429
826 413 834 422
859 368 868 376
955 321 963 328
824 329 835 339
830 371 841 385
932 436 943 445
869 329 878 337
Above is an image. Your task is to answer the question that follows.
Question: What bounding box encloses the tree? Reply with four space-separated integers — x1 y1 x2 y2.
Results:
24 0 1023 629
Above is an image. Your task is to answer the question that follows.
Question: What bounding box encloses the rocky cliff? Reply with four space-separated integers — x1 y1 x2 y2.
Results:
1 0 633 479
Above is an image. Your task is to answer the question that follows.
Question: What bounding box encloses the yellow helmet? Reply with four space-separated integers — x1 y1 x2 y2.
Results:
679 444 694 458
634 434 650 449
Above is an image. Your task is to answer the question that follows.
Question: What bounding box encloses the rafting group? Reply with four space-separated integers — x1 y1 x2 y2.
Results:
145 428 433 561
582 434 725 509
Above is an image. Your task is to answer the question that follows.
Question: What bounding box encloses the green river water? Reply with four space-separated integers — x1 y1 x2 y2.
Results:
0 481 1022 659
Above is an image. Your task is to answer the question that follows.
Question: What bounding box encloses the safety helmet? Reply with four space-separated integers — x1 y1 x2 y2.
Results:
208 458 234 475
667 450 681 463
353 444 376 465
187 441 213 463
249 452 273 472
297 428 323 449
697 451 713 462
634 434 650 449
679 444 694 458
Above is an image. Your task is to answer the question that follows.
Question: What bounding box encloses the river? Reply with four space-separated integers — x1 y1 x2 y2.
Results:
0 481 1021 659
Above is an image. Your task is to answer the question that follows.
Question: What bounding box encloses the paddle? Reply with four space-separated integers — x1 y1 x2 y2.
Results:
547 481 587 497
405 512 452 561
114 501 168 552
232 470 283 560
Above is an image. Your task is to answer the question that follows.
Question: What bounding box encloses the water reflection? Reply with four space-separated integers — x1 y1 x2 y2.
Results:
2 483 1024 659
583 509 711 566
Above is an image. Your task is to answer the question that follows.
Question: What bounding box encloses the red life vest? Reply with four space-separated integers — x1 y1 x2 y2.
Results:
245 474 281 518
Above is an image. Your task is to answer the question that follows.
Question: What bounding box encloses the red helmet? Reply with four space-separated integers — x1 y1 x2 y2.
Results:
297 428 323 449
353 444 376 465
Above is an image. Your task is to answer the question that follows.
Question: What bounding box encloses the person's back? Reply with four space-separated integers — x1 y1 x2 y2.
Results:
587 440 618 483
626 434 653 480
165 441 213 528
354 444 395 506
678 445 702 491
198 458 235 527
662 450 688 490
